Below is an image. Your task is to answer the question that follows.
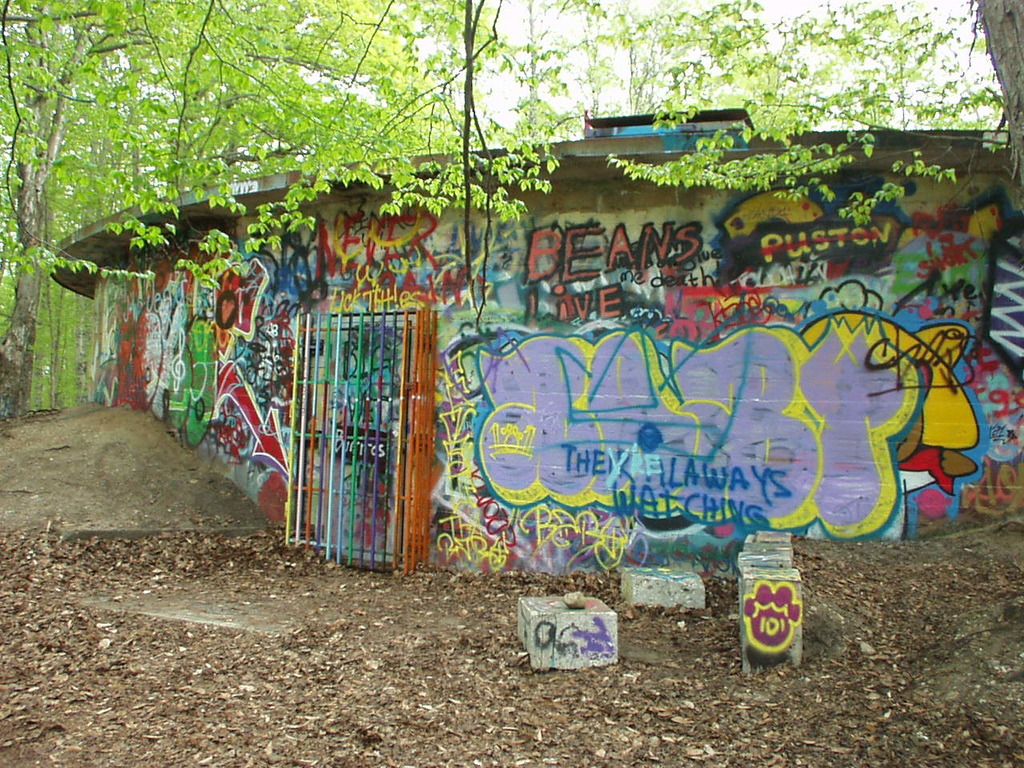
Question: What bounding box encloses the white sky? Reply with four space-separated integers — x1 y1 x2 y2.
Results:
496 0 979 42
759 0 973 15
489 0 990 129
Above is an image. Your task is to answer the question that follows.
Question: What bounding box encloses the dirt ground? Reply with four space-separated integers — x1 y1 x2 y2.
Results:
1 406 1023 768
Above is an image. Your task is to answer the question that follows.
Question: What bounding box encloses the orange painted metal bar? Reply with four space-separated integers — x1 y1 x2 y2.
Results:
397 312 414 572
403 309 421 570
417 308 439 568
404 311 423 573
405 307 437 572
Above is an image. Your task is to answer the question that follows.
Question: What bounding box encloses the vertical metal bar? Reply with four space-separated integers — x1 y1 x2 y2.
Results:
292 314 314 545
324 313 345 561
286 312 306 545
405 309 422 572
345 311 366 565
319 314 335 550
385 309 401 568
368 310 388 569
407 309 424 572
315 313 335 561
417 309 431 569
313 314 329 546
357 303 375 568
412 308 438 570
393 310 413 571
425 309 439 566
304 313 324 547
333 313 353 564
364 309 378 569
407 309 426 573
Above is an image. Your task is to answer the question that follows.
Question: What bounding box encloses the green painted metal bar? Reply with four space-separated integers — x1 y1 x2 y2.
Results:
408 307 438 570
345 310 367 565
334 313 354 563
324 312 345 561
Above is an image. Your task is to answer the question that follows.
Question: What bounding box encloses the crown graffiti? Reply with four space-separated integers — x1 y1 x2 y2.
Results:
489 423 536 458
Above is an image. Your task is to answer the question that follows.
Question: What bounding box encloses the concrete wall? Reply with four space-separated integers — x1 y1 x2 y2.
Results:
91 167 1024 574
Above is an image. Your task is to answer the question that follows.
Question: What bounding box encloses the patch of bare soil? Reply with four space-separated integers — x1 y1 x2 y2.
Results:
1 407 1023 768
0 405 265 535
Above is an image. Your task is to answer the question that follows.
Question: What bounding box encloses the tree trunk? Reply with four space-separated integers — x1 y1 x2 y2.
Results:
75 303 93 405
48 281 64 408
0 163 47 420
0 12 80 419
980 0 1024 182
0 269 42 419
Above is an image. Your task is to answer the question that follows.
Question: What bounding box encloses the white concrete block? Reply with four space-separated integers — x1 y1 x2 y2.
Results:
517 596 618 671
752 531 793 545
621 567 706 609
738 545 793 570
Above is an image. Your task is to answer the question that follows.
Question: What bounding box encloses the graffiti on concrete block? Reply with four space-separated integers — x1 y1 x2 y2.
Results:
742 579 803 655
533 616 615 660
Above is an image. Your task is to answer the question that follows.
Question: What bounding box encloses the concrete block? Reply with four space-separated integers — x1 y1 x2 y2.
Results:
738 567 803 674
621 567 706 609
517 596 618 671
752 530 792 545
738 545 793 570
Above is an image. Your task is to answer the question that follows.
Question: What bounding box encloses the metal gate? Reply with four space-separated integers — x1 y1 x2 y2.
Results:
287 308 437 572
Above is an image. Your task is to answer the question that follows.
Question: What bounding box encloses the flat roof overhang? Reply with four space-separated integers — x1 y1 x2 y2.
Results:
54 130 1012 298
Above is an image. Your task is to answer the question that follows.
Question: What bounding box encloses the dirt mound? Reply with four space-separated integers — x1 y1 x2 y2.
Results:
0 404 266 536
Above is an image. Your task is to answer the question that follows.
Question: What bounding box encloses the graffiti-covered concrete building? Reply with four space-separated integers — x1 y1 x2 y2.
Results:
58 119 1024 575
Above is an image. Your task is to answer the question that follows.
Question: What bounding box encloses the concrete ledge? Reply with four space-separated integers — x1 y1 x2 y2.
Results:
621 567 706 609
517 596 618 671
